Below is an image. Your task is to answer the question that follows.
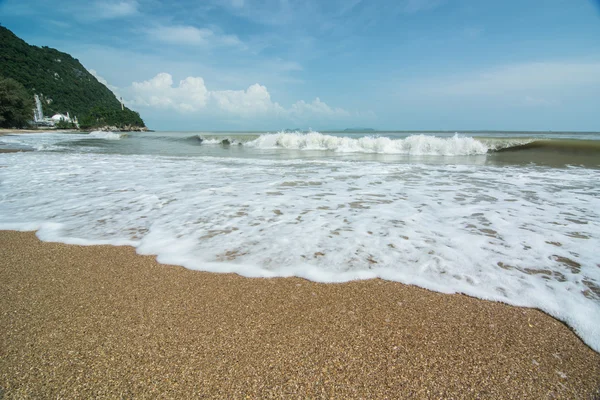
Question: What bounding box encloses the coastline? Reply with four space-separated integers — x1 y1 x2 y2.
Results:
0 126 148 136
0 128 81 136
1 230 598 398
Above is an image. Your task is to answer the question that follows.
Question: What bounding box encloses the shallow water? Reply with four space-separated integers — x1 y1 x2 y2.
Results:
1 130 599 351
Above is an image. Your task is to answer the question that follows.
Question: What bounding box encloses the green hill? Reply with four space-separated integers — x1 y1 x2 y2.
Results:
0 25 145 130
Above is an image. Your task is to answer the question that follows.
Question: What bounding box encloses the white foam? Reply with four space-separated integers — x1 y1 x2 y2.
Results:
245 132 489 155
0 132 86 151
198 136 242 145
1 151 599 352
88 131 124 140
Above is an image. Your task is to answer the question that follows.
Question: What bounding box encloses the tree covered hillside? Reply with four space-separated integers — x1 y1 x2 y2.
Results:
0 26 145 129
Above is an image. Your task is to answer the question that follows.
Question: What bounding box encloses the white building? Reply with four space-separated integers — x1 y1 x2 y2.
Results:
32 95 78 128
51 113 71 123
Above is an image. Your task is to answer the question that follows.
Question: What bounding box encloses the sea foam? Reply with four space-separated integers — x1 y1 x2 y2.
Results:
0 151 599 352
88 131 124 140
244 132 489 155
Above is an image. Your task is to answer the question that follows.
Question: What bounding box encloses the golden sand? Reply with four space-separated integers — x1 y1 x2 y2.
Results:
1 231 599 398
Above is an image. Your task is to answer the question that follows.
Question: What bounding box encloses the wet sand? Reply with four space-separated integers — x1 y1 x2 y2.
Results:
1 231 599 398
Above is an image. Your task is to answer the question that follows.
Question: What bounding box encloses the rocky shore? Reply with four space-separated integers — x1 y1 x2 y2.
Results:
93 125 149 132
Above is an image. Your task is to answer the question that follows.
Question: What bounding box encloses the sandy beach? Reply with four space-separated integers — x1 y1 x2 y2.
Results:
0 129 79 136
0 129 47 136
0 231 598 398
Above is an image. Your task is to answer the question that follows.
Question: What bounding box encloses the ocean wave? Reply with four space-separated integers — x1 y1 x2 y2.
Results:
489 138 600 154
88 131 125 140
1 152 599 351
196 135 244 146
480 138 537 151
241 132 489 155
194 132 600 159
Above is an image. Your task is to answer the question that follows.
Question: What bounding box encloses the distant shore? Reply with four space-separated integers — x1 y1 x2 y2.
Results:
1 230 598 398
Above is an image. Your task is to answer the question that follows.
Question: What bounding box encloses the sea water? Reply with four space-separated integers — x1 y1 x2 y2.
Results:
1 130 599 351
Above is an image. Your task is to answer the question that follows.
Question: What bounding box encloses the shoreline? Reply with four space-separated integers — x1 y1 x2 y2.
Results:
1 230 599 398
0 128 81 136
0 127 148 136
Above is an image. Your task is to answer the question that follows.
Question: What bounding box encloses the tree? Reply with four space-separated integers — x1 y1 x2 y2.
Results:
78 105 144 129
0 77 33 128
1 26 146 129
55 119 75 129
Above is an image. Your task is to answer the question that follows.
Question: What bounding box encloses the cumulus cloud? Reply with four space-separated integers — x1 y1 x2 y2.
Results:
123 72 349 120
146 25 242 47
211 84 284 116
129 73 209 111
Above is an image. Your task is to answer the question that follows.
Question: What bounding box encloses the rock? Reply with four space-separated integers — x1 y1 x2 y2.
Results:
94 125 148 132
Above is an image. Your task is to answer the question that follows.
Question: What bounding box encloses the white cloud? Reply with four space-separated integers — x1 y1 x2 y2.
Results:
94 0 138 19
129 73 209 112
212 84 284 116
146 25 242 47
290 98 350 117
124 72 349 120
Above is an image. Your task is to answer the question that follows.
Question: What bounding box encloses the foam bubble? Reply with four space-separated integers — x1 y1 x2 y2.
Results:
88 131 125 140
0 151 599 352
197 136 243 145
244 132 489 155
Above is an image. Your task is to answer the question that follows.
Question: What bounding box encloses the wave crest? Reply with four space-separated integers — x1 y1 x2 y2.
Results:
244 132 489 155
196 135 244 146
88 131 125 140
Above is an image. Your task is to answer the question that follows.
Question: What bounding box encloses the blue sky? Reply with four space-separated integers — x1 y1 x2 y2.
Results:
1 0 599 131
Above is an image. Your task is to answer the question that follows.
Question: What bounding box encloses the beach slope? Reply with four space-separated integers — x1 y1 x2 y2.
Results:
1 231 599 398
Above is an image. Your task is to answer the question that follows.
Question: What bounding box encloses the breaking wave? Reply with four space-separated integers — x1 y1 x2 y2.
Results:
246 132 490 155
88 131 125 140
195 132 543 156
190 132 600 164
196 136 245 146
